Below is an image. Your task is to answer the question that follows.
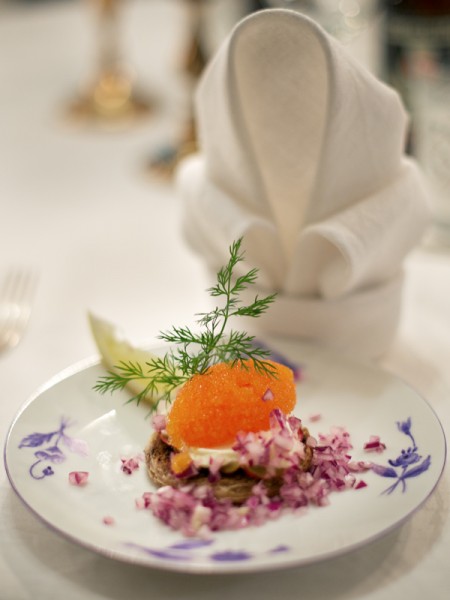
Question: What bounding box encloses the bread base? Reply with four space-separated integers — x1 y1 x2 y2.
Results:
145 430 313 505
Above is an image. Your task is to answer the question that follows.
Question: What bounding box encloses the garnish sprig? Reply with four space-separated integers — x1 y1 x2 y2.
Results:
94 238 277 411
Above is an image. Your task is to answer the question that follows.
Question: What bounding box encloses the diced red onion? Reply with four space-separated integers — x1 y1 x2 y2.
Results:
121 455 142 475
138 409 372 537
309 413 322 422
348 460 373 472
207 456 223 483
152 414 167 432
363 435 386 453
68 471 89 486
102 516 115 525
262 388 275 402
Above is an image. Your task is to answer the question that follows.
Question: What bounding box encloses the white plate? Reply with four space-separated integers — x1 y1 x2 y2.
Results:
4 340 446 574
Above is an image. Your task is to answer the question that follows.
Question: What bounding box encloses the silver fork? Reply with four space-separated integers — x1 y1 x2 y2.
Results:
0 269 38 354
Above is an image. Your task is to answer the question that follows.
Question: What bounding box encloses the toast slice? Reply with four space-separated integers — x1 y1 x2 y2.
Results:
145 430 313 505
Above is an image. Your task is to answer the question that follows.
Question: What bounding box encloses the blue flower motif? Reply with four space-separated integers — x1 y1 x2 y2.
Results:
169 540 214 550
372 417 431 495
211 551 252 562
34 447 66 464
124 540 290 565
388 447 421 468
371 464 397 478
19 417 89 481
269 545 290 554
397 418 412 436
18 432 55 448
252 339 302 381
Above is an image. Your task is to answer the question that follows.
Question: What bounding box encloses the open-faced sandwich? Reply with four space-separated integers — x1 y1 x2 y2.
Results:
93 238 367 536
145 358 314 505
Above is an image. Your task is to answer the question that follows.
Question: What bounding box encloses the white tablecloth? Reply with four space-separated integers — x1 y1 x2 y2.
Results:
1 2 449 599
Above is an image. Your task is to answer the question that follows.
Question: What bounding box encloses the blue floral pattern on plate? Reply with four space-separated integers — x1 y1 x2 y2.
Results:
125 540 290 563
18 417 89 480
372 418 431 494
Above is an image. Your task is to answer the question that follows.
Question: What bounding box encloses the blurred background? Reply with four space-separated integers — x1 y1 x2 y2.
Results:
1 0 449 241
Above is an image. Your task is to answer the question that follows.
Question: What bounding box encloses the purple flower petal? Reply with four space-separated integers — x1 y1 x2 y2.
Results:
18 432 54 448
211 551 252 562
403 455 431 479
269 545 290 554
169 539 214 550
371 464 398 478
397 418 412 435
124 542 191 561
34 449 66 464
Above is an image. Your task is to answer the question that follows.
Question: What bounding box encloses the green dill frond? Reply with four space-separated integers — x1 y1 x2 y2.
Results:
93 237 277 411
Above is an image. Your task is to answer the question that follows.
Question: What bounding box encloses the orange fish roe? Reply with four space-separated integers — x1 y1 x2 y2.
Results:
166 360 296 449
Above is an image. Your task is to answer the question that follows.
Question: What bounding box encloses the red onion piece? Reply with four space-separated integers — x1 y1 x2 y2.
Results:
309 413 322 422
152 414 167 432
363 435 386 453
68 471 89 486
262 388 275 402
121 455 142 474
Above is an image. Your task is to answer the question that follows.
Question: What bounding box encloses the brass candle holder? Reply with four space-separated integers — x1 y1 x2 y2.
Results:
67 0 153 127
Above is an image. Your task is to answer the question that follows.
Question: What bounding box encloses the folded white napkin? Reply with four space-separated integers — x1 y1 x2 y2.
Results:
176 9 430 358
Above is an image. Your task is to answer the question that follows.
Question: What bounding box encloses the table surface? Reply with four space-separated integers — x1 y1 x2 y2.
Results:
1 2 449 599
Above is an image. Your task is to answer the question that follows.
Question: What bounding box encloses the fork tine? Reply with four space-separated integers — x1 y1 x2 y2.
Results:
14 269 37 305
0 271 15 303
0 268 38 352
0 269 35 306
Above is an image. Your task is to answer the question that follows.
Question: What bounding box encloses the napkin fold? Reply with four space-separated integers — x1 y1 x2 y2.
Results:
177 9 430 358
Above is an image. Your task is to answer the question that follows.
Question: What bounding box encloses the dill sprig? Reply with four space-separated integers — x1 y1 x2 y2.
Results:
93 238 277 410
